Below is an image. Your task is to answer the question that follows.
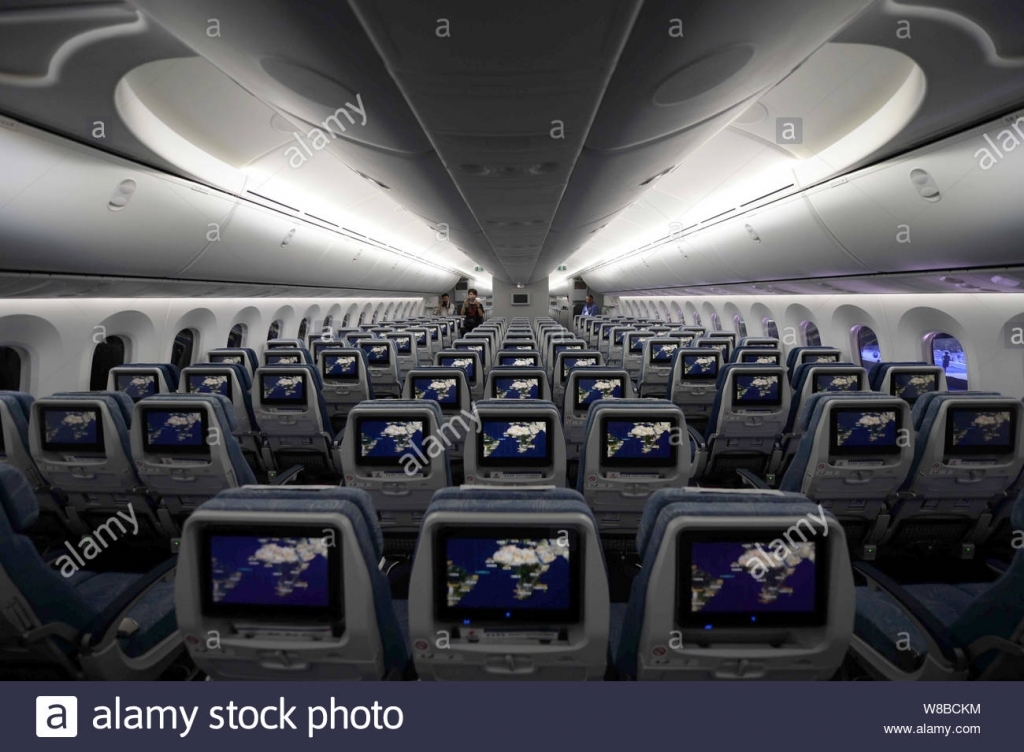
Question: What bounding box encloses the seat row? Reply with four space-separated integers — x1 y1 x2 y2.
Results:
2 464 1020 681
3 378 1021 562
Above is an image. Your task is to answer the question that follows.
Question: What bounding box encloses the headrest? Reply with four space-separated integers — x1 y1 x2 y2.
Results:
795 391 894 435
0 391 33 421
351 398 444 423
138 392 240 433
636 487 820 560
911 391 1002 430
50 391 133 427
0 464 39 533
426 487 597 526
472 399 558 413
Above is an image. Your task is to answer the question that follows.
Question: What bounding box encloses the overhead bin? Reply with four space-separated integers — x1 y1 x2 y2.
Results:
0 124 459 293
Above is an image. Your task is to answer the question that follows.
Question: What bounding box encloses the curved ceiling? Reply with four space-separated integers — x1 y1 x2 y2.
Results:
0 0 1022 296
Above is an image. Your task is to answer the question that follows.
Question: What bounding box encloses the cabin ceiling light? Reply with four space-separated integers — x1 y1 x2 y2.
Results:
910 168 941 202
991 274 1022 288
108 179 137 211
939 275 964 285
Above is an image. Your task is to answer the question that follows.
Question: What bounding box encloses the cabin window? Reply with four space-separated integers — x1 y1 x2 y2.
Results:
297 318 309 340
227 323 247 348
692 311 702 327
89 336 126 391
0 346 23 391
926 332 968 390
267 320 282 340
853 325 881 366
171 329 197 371
710 312 722 330
762 318 780 339
322 315 333 329
801 321 822 347
733 315 748 338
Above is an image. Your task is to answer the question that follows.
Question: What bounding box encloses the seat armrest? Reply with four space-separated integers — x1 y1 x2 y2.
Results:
686 425 706 449
269 465 305 486
736 468 769 489
853 561 964 666
84 557 177 648
966 635 1024 663
22 621 84 646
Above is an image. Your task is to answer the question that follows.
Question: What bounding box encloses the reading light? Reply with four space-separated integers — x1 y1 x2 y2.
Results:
108 179 137 211
991 274 1022 288
910 168 941 202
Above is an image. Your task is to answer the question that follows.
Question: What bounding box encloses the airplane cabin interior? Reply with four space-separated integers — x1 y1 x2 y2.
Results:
0 0 1023 686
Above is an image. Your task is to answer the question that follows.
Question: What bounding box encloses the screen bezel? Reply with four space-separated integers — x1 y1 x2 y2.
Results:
889 371 939 402
675 529 829 629
115 371 158 399
601 415 679 468
732 372 784 408
648 341 681 365
944 407 1017 457
359 341 392 365
187 372 234 401
355 417 426 466
573 377 625 411
260 371 308 406
199 524 343 624
433 525 583 625
40 407 104 452
321 353 360 382
829 407 903 457
681 353 719 381
476 416 554 467
141 407 211 455
628 333 652 353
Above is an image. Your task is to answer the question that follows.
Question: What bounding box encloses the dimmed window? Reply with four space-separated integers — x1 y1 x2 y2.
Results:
801 321 822 347
89 336 126 391
0 346 23 391
171 329 196 371
227 323 246 348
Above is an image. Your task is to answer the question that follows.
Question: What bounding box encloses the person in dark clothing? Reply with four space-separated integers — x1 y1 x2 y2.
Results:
581 294 599 316
460 288 485 333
